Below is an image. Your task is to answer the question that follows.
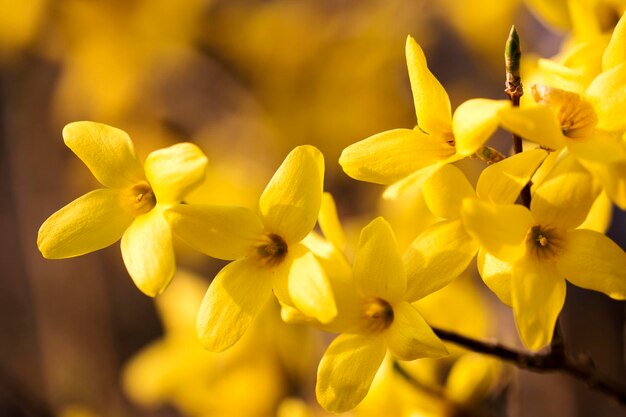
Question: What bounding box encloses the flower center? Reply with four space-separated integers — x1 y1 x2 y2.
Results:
123 181 156 216
531 84 597 139
256 233 288 267
361 297 394 334
525 224 564 260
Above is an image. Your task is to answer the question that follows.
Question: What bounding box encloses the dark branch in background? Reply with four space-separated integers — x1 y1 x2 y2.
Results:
431 326 626 406
504 26 531 208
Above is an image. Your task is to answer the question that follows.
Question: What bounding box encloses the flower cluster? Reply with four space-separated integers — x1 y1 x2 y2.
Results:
38 13 626 414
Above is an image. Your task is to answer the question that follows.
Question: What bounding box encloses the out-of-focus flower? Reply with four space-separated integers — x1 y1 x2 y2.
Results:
37 121 208 296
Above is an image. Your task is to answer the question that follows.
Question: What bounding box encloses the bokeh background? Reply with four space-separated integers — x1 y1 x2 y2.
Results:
1 1 625 416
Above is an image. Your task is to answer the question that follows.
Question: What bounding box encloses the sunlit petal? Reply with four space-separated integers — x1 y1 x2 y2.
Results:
461 199 532 263
477 149 548 204
316 333 386 413
405 36 452 135
382 164 443 200
453 99 509 156
121 208 175 297
585 63 626 131
144 142 208 204
404 220 478 301
353 217 405 303
603 12 626 71
165 205 264 260
339 129 453 185
38 189 132 258
386 301 448 360
196 258 274 352
498 105 567 150
511 259 566 351
259 145 324 243
63 121 144 188
422 164 474 219
557 229 626 300
318 192 347 250
476 249 512 306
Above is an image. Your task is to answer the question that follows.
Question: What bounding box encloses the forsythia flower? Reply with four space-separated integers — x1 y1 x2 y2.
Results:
316 217 448 412
462 157 626 350
339 35 508 199
37 121 208 296
165 145 337 352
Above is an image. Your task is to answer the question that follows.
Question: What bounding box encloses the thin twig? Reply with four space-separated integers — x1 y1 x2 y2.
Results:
432 326 626 406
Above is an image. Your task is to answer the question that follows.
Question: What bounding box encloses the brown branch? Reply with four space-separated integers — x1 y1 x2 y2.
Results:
432 326 626 406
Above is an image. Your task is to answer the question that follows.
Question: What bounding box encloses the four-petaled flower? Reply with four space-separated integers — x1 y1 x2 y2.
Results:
37 121 208 296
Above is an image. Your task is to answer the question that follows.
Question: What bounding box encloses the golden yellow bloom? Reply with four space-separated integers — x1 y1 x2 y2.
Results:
37 121 208 296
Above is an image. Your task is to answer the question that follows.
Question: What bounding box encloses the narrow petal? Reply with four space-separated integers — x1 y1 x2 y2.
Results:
386 301 448 360
285 243 337 324
196 258 274 352
382 164 443 200
339 129 454 185
38 189 132 258
316 333 386 413
461 199 533 263
63 121 144 188
531 156 596 230
259 145 324 243
404 220 478 302
121 207 175 297
498 105 567 150
477 149 548 204
405 36 452 135
602 12 626 71
511 259 566 351
144 142 208 204
453 99 510 156
585 63 626 131
353 217 405 303
165 205 264 260
476 249 512 306
557 229 626 300
318 192 347 250
422 164 474 219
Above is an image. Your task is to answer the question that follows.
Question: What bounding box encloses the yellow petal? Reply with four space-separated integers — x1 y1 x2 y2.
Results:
477 149 548 204
353 217 405 303
121 207 175 297
318 192 347 250
316 333 386 413
62 121 144 188
476 249 512 306
37 189 132 258
382 163 443 200
603 12 626 71
165 204 264 260
452 99 510 156
531 156 596 230
578 159 626 209
498 105 567 150
567 130 626 163
536 58 590 94
511 259 566 351
285 244 337 324
339 129 454 185
578 191 613 233
144 142 208 204
405 36 452 135
259 145 324 243
585 63 626 131
422 164 474 219
386 301 448 361
557 230 626 300
461 199 533 263
404 220 478 301
196 258 274 352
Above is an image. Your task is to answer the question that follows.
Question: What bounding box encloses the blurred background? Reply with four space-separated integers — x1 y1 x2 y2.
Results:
1 0 625 416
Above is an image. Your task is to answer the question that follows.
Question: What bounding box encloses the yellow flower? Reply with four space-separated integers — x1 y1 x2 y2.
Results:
316 217 448 413
165 145 336 352
462 157 626 350
339 35 508 199
37 121 208 296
